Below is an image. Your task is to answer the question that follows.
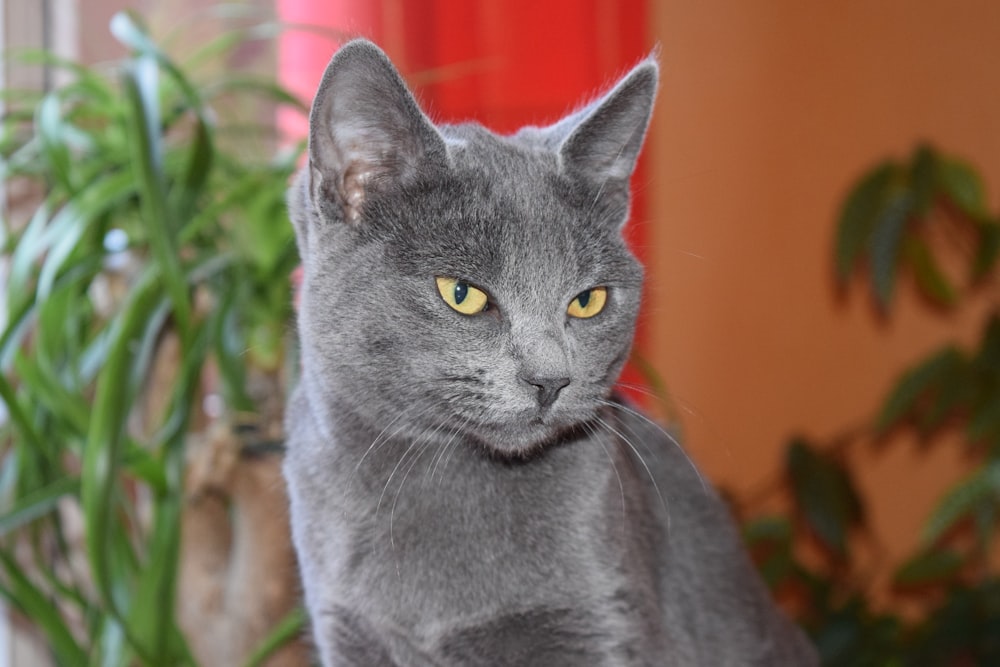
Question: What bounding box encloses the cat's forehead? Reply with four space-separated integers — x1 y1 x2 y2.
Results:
441 123 560 182
378 131 630 296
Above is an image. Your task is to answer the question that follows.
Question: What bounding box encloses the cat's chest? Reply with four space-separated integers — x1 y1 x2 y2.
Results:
343 453 617 615
293 431 639 623
336 471 657 663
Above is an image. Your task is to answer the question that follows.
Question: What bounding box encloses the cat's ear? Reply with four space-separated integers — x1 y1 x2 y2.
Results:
307 40 448 224
556 57 658 186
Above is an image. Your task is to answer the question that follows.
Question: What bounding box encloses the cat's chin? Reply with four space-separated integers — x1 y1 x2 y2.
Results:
467 418 594 462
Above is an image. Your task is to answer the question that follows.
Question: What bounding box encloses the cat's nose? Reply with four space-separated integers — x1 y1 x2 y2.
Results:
522 376 570 410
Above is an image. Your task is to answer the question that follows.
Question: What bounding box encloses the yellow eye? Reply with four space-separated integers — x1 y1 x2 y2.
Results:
567 286 608 319
436 277 490 315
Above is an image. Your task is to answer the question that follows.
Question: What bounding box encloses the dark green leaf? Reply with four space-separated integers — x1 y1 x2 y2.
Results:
787 439 863 556
903 237 956 308
909 144 939 216
171 117 214 224
938 156 988 219
968 396 1000 446
835 162 895 281
869 190 915 308
921 462 1000 546
973 220 1000 282
877 346 965 432
893 549 964 587
743 515 793 546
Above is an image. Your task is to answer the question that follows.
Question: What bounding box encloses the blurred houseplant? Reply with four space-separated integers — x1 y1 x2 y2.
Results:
0 10 307 666
742 145 1000 666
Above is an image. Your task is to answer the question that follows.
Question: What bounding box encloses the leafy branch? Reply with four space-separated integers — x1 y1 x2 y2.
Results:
742 145 1000 666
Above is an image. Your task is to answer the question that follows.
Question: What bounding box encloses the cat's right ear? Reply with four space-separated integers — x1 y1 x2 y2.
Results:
307 40 448 225
554 56 658 189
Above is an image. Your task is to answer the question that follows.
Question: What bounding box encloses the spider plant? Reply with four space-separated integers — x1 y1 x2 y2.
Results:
0 10 305 666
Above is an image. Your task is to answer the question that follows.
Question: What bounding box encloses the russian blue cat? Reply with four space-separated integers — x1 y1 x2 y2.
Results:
283 39 818 666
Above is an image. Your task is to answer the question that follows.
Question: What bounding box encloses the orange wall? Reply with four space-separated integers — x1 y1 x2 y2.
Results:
646 2 1000 565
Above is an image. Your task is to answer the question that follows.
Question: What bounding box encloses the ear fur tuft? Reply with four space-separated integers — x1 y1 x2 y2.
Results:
307 39 447 224
557 57 659 185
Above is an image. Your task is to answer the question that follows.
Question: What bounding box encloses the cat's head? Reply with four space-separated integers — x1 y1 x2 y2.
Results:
289 40 657 459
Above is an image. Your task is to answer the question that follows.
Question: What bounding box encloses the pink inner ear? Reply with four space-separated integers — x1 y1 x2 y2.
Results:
340 162 371 224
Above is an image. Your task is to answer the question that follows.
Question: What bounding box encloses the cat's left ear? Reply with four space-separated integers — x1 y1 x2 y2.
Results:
307 40 448 225
556 56 658 187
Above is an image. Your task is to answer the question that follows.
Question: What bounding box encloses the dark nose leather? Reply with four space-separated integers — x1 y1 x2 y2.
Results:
523 376 570 409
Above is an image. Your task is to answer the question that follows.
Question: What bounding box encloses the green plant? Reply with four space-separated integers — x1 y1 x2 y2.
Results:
741 145 1000 666
0 10 305 666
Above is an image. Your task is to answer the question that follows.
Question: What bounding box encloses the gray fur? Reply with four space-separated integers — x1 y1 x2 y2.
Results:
284 39 818 666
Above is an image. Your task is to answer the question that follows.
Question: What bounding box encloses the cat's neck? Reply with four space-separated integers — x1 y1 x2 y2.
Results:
290 384 629 511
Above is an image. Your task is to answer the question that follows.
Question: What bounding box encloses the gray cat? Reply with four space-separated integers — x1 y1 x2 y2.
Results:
283 39 818 666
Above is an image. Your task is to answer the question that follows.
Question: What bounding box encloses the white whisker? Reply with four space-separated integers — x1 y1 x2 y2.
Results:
436 415 473 479
597 399 662 465
601 399 708 496
353 399 438 474
388 436 437 573
426 417 469 485
583 420 627 529
593 412 670 535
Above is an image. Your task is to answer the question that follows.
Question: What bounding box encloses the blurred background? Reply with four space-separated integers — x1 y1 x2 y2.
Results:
2 1 1000 665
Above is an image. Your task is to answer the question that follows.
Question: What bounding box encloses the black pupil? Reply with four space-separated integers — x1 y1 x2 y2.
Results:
454 282 468 305
577 290 591 308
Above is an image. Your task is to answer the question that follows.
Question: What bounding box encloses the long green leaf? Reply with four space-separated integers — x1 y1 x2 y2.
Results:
172 116 214 225
0 476 78 535
0 372 51 461
242 607 308 667
128 327 208 665
9 194 57 305
0 552 88 666
111 11 212 129
36 169 137 300
120 56 191 336
81 267 162 629
36 93 77 194
13 354 90 437
91 615 127 667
